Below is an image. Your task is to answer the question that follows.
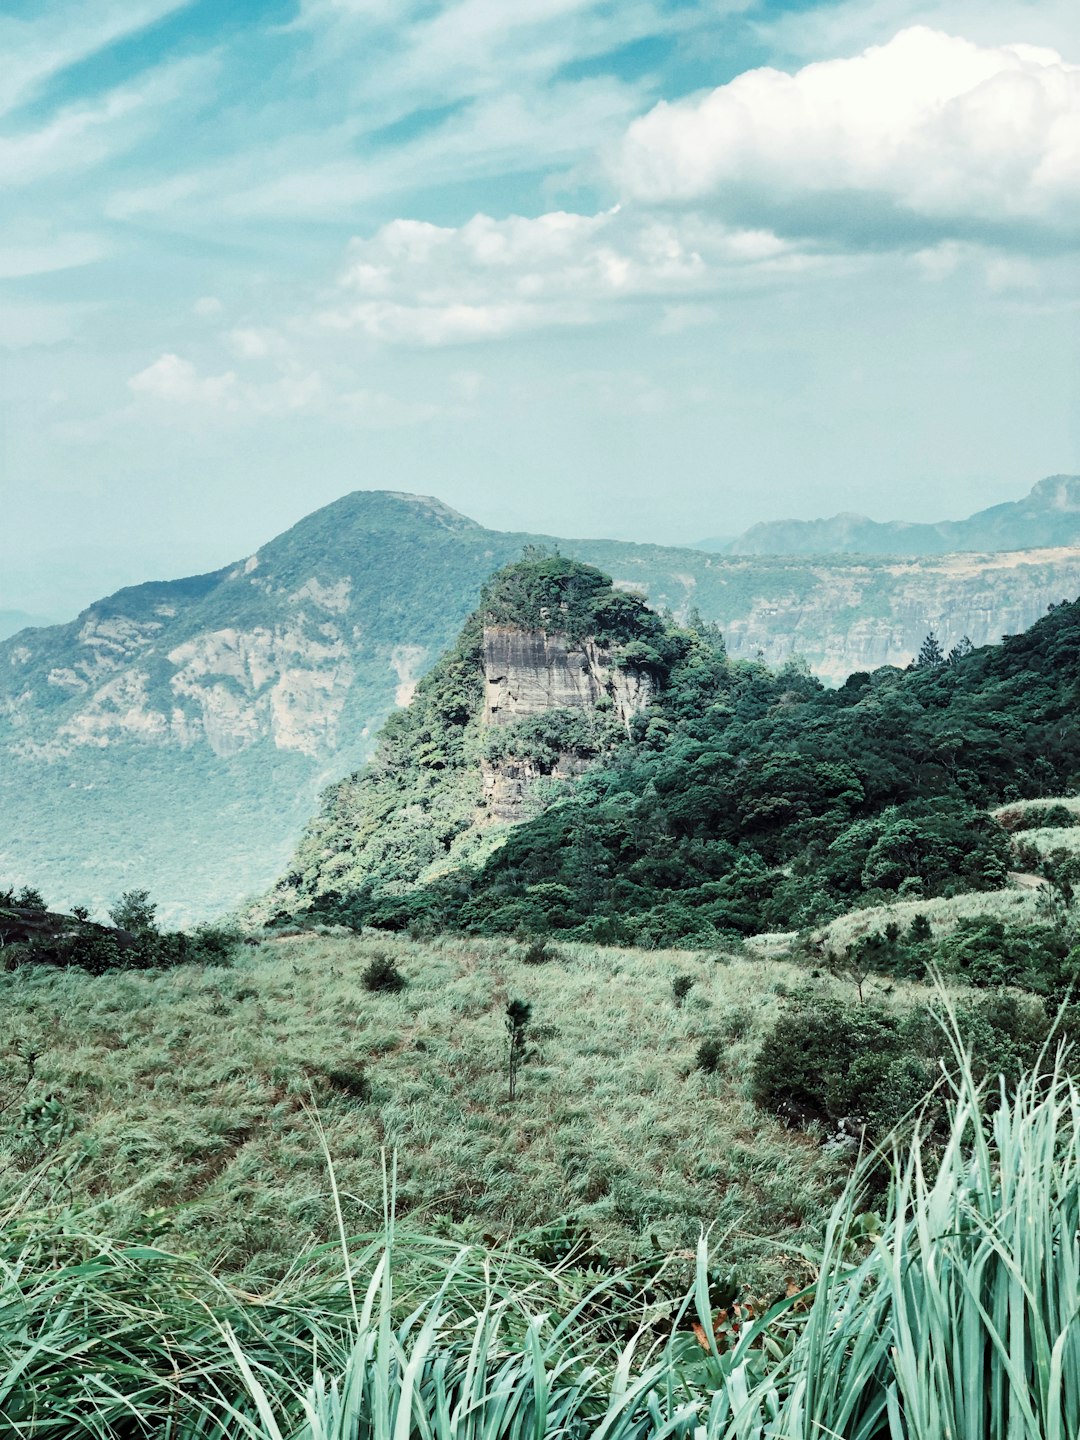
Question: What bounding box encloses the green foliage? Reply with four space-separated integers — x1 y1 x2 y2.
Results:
505 996 532 1100
4 884 45 909
108 886 157 933
750 989 1069 1143
521 935 558 965
289 594 1080 948
362 952 407 993
480 552 665 650
672 974 695 1006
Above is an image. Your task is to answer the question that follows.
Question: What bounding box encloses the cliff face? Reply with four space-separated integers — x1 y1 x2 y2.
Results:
479 626 652 821
716 549 1080 684
481 627 651 728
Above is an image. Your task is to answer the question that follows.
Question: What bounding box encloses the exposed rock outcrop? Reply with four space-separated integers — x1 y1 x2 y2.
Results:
478 626 653 823
482 627 651 729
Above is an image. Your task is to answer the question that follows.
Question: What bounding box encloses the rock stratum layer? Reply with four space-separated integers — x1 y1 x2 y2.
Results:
479 626 652 822
3 488 1079 921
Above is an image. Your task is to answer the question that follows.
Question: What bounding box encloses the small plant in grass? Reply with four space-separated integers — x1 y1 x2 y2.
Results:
696 1036 723 1074
505 998 532 1100
362 952 406 992
320 1065 372 1102
908 912 932 942
672 975 694 1007
522 936 558 965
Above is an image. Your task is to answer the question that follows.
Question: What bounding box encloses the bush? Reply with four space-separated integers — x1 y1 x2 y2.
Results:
362 953 407 993
695 1036 724 1074
319 1066 372 1102
521 936 559 965
672 975 695 1006
750 999 930 1136
108 889 157 934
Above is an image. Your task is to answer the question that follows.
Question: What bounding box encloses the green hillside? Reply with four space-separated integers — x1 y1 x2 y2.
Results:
278 565 1080 948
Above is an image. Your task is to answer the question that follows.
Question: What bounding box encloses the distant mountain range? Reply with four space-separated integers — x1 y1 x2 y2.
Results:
2 485 1079 923
0 610 57 642
699 475 1080 555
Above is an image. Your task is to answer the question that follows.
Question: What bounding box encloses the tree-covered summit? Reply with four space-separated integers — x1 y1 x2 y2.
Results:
480 550 668 651
277 587 1080 946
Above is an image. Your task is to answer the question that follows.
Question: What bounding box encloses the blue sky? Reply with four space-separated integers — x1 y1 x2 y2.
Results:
2 0 1078 614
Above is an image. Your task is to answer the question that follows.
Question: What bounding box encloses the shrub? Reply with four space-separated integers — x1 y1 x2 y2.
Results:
522 936 559 965
362 953 407 993
750 999 930 1136
108 888 157 934
319 1066 372 1102
672 975 694 1006
695 1036 724 1074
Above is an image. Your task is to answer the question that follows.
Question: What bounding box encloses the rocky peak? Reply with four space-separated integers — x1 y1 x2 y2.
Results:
478 618 654 823
481 626 652 732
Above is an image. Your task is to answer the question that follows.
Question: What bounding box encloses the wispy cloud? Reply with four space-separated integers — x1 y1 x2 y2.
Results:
0 0 195 117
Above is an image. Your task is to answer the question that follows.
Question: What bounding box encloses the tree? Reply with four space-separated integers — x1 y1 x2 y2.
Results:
916 632 945 668
108 888 157 934
947 636 973 665
505 998 532 1101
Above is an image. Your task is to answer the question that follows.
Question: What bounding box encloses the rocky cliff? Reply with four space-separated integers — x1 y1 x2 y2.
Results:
479 626 652 821
3 488 1079 921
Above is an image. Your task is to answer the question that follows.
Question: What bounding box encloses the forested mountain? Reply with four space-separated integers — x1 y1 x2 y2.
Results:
4 489 1079 921
279 561 1080 947
708 474 1080 556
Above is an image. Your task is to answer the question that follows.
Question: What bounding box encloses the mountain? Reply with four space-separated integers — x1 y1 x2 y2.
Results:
279 576 1080 949
3 489 1079 922
710 474 1080 556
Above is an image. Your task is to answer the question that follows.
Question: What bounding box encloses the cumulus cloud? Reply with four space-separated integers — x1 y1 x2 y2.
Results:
321 208 796 344
617 27 1080 247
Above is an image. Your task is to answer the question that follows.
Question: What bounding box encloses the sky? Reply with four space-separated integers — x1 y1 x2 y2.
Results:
1 0 1078 616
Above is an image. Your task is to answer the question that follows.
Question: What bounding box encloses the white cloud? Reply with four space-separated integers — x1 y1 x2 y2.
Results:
617 27 1080 246
321 208 795 343
194 296 223 317
126 352 439 427
0 232 107 279
227 327 292 360
0 55 218 189
128 354 240 408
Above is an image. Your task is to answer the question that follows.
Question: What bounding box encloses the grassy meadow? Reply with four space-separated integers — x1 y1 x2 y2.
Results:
0 930 967 1292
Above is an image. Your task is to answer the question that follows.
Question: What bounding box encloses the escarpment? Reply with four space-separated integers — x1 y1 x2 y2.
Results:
479 626 652 822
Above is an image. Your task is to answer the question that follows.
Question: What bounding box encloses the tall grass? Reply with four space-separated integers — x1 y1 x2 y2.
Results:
2 1041 1078 1437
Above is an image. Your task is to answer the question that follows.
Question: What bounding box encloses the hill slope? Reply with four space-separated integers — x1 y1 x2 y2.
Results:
712 474 1080 556
3 489 1079 922
282 588 1080 947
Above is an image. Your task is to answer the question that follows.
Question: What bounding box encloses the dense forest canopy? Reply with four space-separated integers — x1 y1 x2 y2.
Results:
277 557 1080 948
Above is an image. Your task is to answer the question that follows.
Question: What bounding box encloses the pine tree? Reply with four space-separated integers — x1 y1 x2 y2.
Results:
916 632 945 668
